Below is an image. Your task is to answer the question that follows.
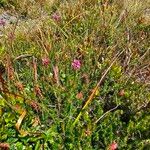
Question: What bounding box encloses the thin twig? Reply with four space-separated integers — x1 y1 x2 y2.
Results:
95 105 120 124
13 54 32 61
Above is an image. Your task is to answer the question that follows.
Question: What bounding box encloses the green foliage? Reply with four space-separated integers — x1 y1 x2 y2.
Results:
0 0 149 149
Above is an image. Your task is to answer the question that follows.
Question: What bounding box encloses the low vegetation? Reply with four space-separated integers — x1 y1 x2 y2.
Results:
0 0 150 149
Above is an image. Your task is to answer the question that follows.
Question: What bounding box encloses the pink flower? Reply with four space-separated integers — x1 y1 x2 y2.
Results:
72 59 81 70
0 19 6 26
42 57 50 67
108 141 118 150
51 12 61 22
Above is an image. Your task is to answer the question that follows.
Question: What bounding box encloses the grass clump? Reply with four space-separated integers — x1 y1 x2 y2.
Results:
0 0 150 149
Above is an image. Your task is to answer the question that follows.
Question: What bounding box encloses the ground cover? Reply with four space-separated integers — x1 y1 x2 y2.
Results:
0 0 150 149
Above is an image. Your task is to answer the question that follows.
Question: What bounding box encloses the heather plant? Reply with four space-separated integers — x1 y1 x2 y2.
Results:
0 0 150 149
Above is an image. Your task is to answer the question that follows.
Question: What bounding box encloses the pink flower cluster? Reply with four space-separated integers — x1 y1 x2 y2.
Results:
42 57 50 67
72 59 81 70
51 12 61 22
108 141 118 150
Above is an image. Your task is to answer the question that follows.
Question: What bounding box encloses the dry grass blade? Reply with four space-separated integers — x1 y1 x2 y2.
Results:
15 110 28 136
13 54 32 61
15 110 27 131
